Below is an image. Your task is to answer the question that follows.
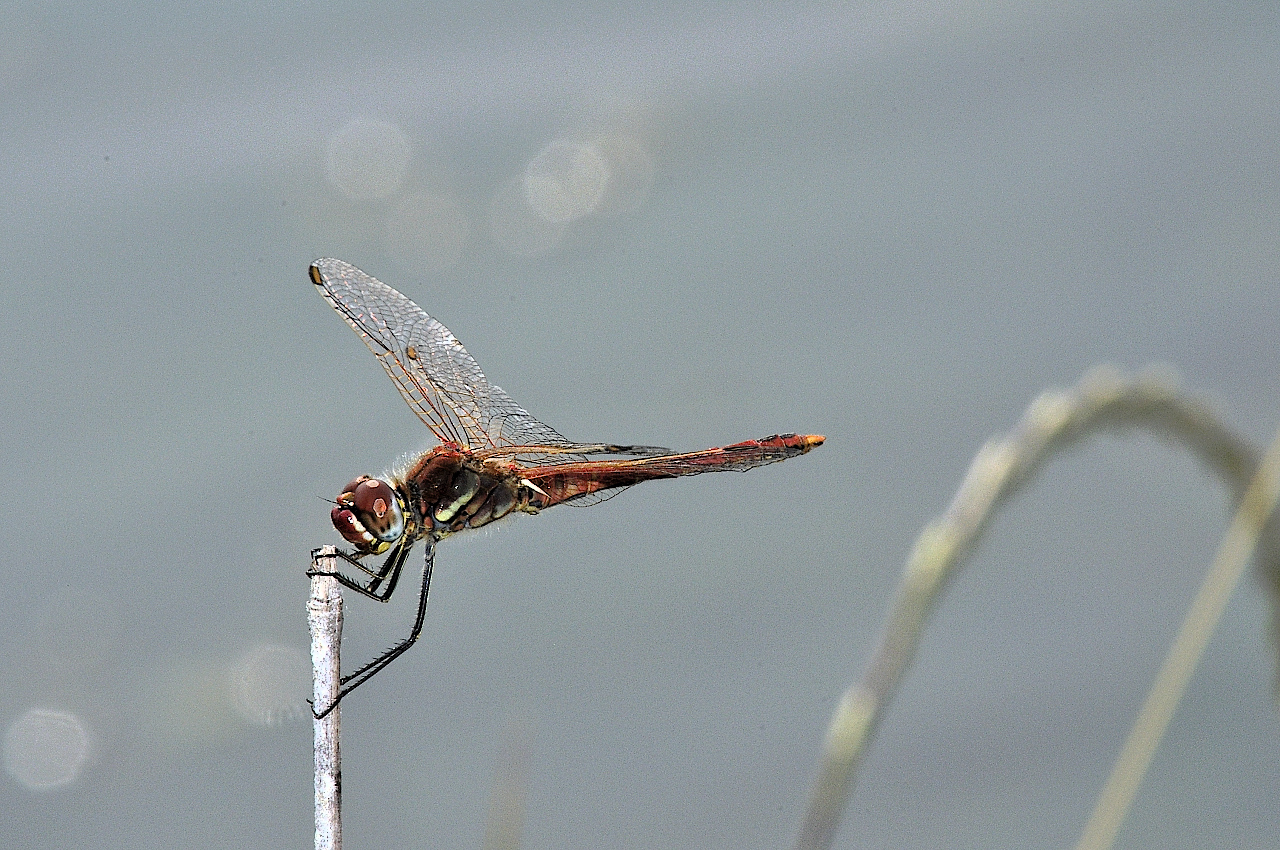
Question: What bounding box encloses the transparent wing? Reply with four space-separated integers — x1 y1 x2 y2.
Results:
311 258 574 456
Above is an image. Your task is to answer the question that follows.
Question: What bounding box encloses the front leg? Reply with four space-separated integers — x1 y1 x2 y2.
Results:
310 539 437 718
309 539 412 602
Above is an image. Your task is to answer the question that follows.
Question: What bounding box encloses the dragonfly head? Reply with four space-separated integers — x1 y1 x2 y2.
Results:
332 476 406 554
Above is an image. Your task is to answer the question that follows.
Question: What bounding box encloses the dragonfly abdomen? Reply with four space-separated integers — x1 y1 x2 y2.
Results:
522 433 825 509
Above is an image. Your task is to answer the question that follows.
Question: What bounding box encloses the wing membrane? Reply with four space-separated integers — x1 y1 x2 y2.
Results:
311 258 572 456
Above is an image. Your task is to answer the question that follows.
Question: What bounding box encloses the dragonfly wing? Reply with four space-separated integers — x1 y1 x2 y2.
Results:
311 258 571 452
554 485 638 507
482 382 578 454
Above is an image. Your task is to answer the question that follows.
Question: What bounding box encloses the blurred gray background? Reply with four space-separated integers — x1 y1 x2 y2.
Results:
2 1 1278 848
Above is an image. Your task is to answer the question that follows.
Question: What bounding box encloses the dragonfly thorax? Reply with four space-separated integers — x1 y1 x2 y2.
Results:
332 476 407 554
402 445 529 536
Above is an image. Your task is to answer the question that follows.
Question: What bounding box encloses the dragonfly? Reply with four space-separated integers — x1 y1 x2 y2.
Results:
308 257 823 716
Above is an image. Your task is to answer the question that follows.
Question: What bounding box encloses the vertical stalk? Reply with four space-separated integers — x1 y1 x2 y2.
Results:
309 547 343 850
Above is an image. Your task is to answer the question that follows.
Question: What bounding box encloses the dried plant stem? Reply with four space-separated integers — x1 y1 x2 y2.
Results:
793 365 1277 850
309 547 343 850
1073 422 1280 850
481 719 535 850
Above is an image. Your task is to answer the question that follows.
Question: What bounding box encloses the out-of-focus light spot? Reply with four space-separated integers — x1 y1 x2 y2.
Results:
591 133 655 216
489 178 565 256
3 708 92 792
523 140 610 224
385 191 470 271
228 644 308 726
326 118 412 201
492 129 656 256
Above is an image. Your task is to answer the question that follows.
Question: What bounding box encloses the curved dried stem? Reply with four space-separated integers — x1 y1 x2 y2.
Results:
1073 423 1280 850
793 365 1280 850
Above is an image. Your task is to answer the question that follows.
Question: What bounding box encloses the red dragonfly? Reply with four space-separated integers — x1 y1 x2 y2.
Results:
309 258 822 715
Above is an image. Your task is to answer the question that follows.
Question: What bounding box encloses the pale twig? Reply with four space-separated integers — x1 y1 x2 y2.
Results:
309 547 343 850
793 365 1279 850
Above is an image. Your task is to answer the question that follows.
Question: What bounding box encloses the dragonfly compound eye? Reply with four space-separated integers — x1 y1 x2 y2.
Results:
352 478 405 542
332 476 405 552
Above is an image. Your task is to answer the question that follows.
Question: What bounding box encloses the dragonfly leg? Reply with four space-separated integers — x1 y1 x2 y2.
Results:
309 540 411 602
311 540 435 718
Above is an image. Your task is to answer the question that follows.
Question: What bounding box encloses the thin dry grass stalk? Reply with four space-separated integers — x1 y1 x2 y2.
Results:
1073 421 1280 850
793 365 1280 850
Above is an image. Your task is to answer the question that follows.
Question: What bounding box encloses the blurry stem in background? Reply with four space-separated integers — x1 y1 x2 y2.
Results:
481 718 535 850
309 550 343 850
793 365 1280 850
1073 423 1280 850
